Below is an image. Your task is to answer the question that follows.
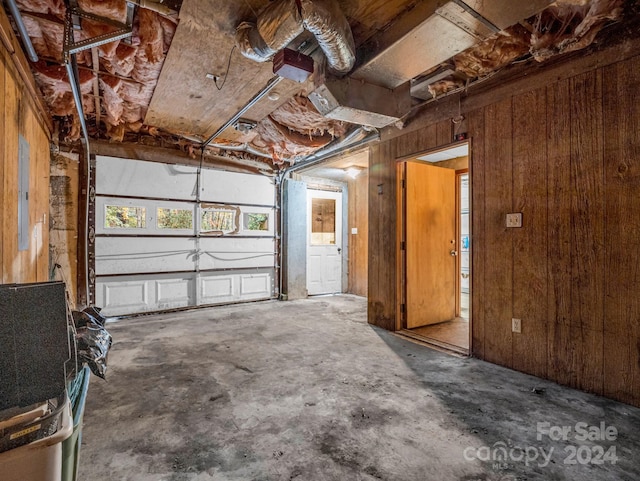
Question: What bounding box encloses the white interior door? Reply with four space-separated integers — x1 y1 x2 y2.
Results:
307 189 342 295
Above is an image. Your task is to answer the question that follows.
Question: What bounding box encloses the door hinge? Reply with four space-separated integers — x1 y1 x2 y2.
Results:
401 303 406 314
401 179 406 189
401 241 405 250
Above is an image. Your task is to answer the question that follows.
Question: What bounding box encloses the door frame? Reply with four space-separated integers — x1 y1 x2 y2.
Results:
395 141 472 350
306 188 344 295
455 168 469 318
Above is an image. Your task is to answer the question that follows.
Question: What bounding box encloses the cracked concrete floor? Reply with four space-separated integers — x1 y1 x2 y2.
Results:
79 295 640 481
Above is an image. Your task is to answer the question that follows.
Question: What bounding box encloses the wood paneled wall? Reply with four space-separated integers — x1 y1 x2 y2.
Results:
468 58 640 407
348 171 368 296
368 49 640 407
50 153 79 306
368 141 397 331
1 14 51 285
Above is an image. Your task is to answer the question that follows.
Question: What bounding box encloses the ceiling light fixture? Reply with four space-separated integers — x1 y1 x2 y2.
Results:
233 118 257 133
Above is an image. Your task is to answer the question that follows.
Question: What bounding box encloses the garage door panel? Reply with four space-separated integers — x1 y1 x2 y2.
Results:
199 237 275 269
97 156 198 199
96 274 197 315
155 277 195 309
199 270 273 305
240 273 271 297
200 275 235 303
95 157 276 316
99 279 151 314
96 237 197 275
200 170 274 205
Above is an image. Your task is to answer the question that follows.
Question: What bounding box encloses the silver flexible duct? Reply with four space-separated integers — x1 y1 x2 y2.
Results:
300 0 355 74
236 0 304 63
236 0 355 74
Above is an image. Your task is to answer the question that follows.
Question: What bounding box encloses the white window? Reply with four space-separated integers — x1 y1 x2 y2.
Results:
243 213 269 231
157 208 193 229
104 205 146 229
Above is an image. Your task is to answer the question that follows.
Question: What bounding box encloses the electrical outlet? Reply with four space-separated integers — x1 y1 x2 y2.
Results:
351 227 358 235
512 318 522 333
506 213 523 228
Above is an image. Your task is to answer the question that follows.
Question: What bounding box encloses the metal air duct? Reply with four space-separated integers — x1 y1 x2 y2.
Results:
236 0 355 74
352 0 555 89
308 77 411 129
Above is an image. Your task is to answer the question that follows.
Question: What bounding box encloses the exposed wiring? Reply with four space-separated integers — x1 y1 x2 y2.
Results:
452 95 464 135
202 252 275 261
96 250 194 259
96 251 274 262
214 45 236 91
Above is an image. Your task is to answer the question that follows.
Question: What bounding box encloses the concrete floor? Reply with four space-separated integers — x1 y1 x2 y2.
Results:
79 295 640 481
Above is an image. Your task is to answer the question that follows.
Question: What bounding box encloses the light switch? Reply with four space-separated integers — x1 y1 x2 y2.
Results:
506 213 522 228
351 227 358 235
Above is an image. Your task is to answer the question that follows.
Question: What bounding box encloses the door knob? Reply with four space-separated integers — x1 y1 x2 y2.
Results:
450 250 457 256
338 247 342 253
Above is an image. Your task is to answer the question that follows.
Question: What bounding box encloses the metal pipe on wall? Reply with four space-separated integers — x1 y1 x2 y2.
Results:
208 142 272 159
289 126 379 173
5 0 39 62
65 57 90 148
274 174 282 299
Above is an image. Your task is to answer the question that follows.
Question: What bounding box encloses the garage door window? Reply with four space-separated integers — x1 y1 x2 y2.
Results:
201 209 237 233
105 205 146 229
244 213 269 231
157 208 193 229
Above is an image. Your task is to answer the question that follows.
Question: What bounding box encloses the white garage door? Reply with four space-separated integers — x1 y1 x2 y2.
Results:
94 156 276 316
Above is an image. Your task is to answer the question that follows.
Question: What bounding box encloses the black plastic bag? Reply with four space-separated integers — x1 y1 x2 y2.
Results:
73 307 112 379
72 305 107 328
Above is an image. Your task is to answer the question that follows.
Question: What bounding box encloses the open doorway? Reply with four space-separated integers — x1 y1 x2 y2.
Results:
397 142 470 355
292 149 369 298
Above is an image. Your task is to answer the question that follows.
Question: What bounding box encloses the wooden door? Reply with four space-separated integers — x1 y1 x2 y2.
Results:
406 162 456 328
